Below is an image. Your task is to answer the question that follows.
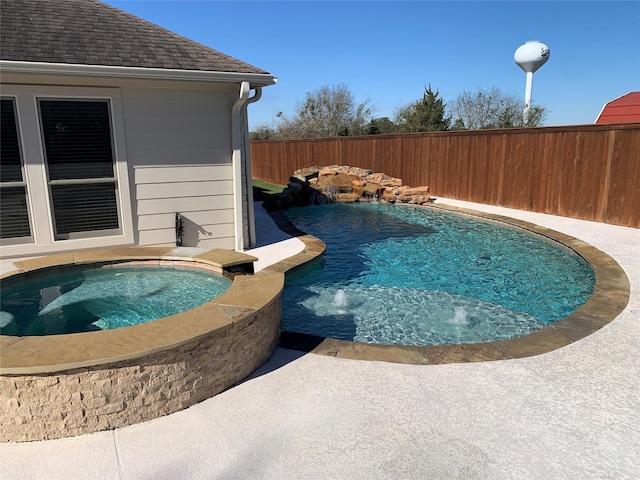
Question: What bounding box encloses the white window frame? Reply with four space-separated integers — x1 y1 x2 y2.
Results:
38 98 122 241
0 85 134 258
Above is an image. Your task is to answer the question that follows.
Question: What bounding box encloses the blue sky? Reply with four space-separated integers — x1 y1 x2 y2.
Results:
104 1 640 129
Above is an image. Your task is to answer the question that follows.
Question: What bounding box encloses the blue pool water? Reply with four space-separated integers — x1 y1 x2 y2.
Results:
0 267 231 336
282 203 595 346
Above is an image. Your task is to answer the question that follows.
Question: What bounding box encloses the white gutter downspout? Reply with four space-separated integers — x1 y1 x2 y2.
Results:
244 86 263 247
232 81 251 251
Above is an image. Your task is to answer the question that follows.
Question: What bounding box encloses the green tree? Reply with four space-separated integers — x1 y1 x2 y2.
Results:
395 85 451 132
274 83 373 139
451 118 467 130
366 117 397 135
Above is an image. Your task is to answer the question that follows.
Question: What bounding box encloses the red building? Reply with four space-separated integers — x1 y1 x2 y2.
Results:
595 91 640 124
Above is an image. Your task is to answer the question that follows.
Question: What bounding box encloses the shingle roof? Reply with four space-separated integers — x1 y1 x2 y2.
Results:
0 0 270 75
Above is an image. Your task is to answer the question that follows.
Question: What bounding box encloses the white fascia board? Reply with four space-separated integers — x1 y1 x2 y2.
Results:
0 61 277 88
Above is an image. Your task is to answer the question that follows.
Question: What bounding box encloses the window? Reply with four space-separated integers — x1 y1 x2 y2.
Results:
0 98 33 244
0 85 133 257
39 100 121 239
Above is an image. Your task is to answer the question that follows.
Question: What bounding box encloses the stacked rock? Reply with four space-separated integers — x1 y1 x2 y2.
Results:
262 165 433 210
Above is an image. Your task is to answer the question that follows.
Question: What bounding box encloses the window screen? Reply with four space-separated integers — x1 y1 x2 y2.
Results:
39 99 121 239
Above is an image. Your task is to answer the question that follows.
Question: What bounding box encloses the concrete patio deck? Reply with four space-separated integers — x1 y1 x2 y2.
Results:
1 199 638 479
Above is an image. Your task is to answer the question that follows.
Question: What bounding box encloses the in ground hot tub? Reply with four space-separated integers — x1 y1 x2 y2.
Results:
0 247 284 442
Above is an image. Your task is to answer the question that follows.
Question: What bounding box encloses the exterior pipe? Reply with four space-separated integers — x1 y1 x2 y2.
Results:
231 81 251 251
244 87 263 247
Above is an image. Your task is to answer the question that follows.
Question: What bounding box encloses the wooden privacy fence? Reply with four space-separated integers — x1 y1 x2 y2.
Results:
251 123 640 227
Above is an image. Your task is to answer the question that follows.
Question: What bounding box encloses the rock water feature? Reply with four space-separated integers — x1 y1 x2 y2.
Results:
262 165 433 210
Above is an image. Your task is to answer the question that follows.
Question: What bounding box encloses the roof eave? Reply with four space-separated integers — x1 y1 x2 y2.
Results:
0 60 277 88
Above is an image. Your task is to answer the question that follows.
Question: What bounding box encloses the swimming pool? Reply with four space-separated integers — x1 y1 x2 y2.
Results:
0 247 283 442
282 203 596 346
0 266 231 336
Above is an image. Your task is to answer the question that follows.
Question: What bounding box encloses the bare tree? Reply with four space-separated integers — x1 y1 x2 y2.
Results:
249 124 277 140
449 87 546 129
274 83 373 139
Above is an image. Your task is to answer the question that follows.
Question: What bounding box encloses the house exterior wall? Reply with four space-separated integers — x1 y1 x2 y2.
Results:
0 73 245 259
122 85 237 249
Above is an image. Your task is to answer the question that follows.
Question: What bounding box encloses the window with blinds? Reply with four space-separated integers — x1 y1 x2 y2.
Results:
38 100 121 239
0 98 33 244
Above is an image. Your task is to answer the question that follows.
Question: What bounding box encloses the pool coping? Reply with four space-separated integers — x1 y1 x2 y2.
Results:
0 247 283 375
269 202 631 365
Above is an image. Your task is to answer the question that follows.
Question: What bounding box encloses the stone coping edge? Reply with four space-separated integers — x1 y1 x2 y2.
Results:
260 210 327 275
0 248 283 374
269 203 631 365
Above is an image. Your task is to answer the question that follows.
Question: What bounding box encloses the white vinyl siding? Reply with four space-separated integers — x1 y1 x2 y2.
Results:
134 167 235 248
133 164 231 184
123 87 236 250
136 180 231 199
135 193 234 215
122 87 231 167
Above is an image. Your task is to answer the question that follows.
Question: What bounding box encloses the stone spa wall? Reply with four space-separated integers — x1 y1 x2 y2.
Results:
0 248 284 442
0 298 280 442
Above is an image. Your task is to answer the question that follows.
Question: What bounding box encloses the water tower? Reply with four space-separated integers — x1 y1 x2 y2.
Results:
514 41 550 125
